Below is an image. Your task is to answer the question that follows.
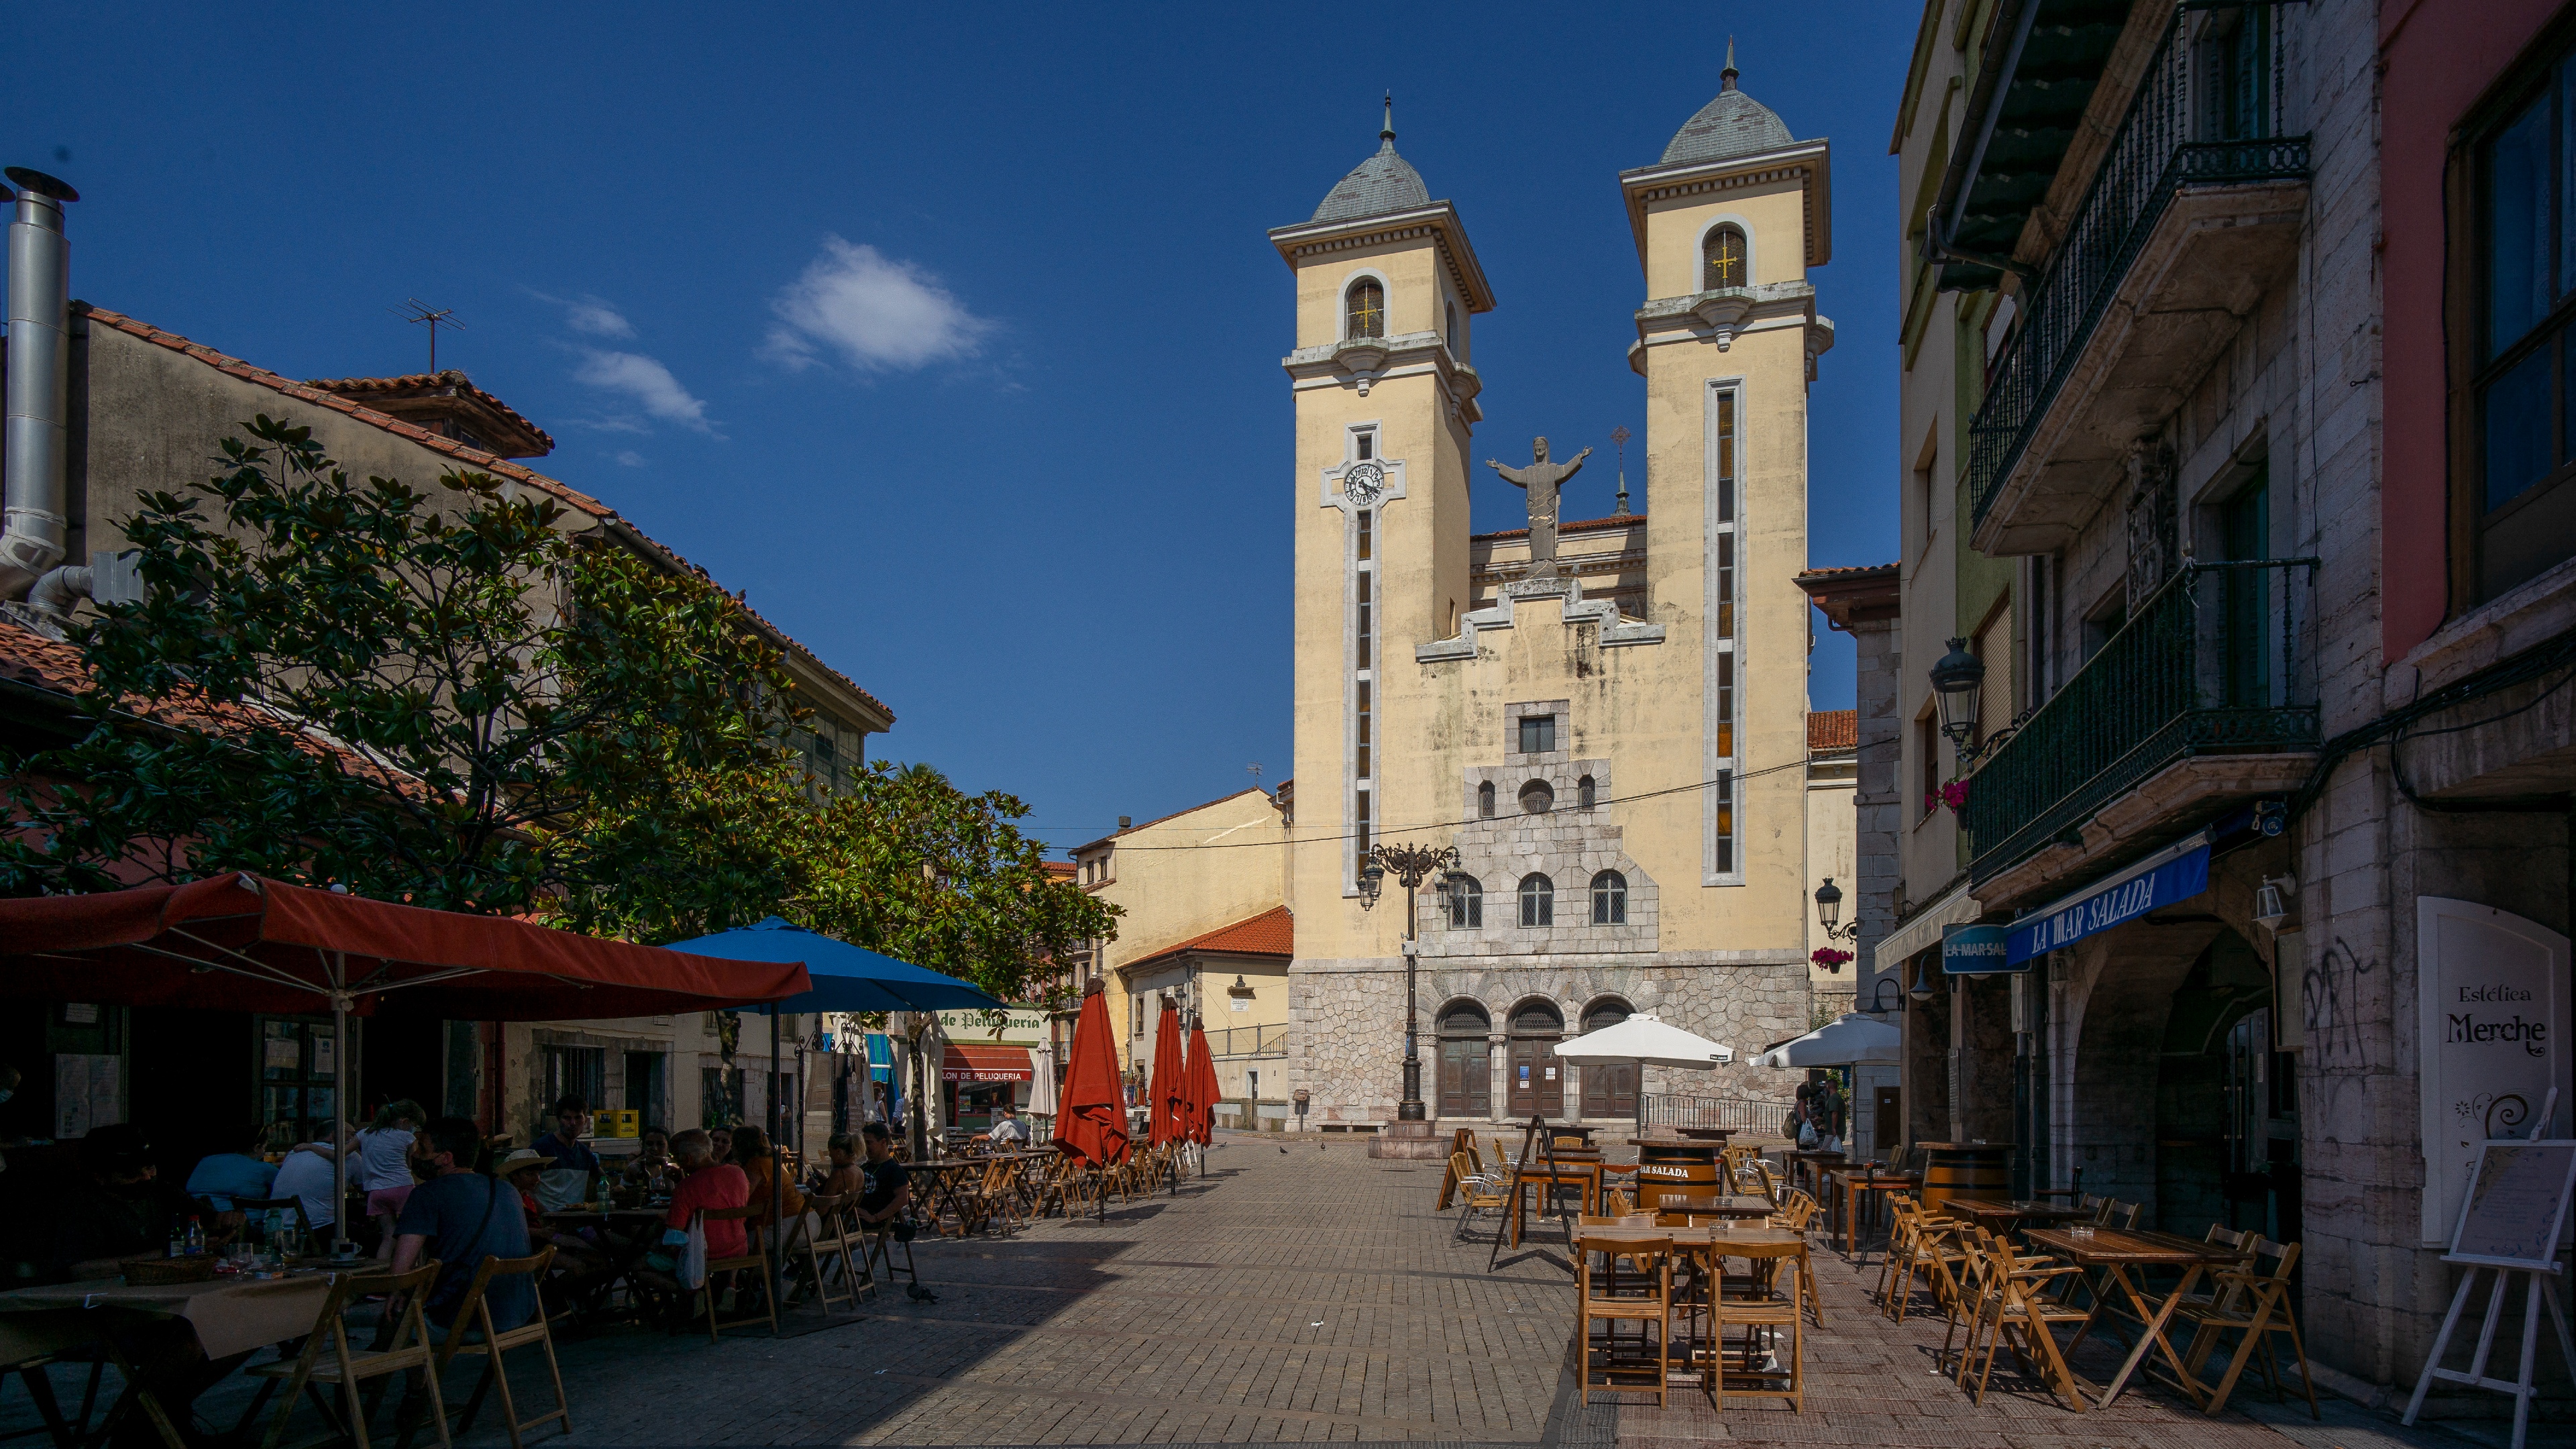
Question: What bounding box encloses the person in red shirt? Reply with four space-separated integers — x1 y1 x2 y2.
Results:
663 1128 749 1258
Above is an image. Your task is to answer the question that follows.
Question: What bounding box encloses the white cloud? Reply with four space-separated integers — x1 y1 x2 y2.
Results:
573 349 715 433
765 237 993 372
527 289 638 339
612 449 647 468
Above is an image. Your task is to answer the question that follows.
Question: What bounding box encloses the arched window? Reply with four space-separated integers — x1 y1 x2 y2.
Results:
1578 774 1596 808
1446 874 1483 928
1591 870 1627 925
1346 279 1386 339
1703 225 1748 290
1477 782 1496 819
1519 873 1554 927
1439 1000 1491 1036
1519 779 1554 814
1509 999 1564 1035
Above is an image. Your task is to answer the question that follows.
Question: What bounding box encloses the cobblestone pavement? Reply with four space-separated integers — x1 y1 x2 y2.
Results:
3 1137 2565 1446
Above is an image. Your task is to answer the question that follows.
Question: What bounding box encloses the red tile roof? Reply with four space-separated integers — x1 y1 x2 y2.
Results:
0 619 418 794
77 305 890 725
1122 905 1293 969
1808 709 1858 752
306 370 557 457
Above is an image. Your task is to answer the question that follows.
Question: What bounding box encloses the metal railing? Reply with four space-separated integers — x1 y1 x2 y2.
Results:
1962 559 2319 881
1965 4 2309 532
1644 1093 1796 1136
1205 1023 1287 1059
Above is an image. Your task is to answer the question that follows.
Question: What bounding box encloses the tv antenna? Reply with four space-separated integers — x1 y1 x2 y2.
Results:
1611 425 1633 515
1246 763 1264 783
392 299 464 372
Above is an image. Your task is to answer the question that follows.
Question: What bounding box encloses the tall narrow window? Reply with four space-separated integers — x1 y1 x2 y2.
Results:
1354 789 1371 875
2469 42 2576 601
1703 225 1748 290
1356 509 1372 560
1716 655 1734 765
1478 782 1495 819
1356 680 1372 780
1717 392 1738 526
1711 383 1742 879
1356 571 1372 663
1356 431 1374 460
1713 771 1735 874
1346 279 1385 339
1591 871 1627 925
1519 873 1554 927
2028 555 2052 707
1578 774 1596 808
1716 533 1736 640
1445 300 1459 354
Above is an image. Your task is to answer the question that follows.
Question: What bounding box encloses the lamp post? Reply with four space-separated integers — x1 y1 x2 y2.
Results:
1813 877 1858 943
1358 841 1459 1122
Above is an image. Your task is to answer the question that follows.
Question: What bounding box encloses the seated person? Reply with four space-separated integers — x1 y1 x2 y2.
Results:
55 1124 191 1278
530 1095 601 1175
620 1126 676 1190
390 1117 534 1335
635 1128 748 1297
987 1104 1029 1147
852 1122 911 1232
186 1122 280 1214
269 1125 349 1242
731 1124 806 1230
497 1148 612 1296
820 1134 865 1199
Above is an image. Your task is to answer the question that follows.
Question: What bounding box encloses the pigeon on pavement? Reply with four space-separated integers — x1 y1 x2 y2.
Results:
907 1283 938 1303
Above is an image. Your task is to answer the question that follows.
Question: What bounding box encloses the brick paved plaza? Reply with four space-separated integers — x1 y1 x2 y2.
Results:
6 1138 2566 1448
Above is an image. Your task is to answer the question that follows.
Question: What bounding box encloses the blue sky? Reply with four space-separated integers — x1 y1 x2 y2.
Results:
6 5 1910 853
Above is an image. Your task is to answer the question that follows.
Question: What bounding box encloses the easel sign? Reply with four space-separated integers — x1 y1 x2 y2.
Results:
2406 1136 2576 1449
2449 1140 2576 1269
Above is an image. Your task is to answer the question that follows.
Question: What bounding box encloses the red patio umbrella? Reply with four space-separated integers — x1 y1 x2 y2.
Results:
1147 999 1185 1149
1185 1018 1220 1146
1052 980 1128 1175
0 872 811 1254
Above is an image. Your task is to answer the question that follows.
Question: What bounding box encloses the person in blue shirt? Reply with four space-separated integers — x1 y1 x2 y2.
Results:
530 1096 601 1175
186 1124 280 1213
392 1116 534 1334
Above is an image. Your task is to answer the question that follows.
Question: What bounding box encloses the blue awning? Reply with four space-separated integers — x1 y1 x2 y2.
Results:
2004 831 2212 966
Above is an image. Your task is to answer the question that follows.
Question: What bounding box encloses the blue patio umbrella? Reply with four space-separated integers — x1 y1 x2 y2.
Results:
667 916 1006 1148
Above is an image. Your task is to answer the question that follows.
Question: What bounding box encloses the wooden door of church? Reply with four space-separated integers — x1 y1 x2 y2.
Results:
1507 1036 1562 1118
1438 1037 1489 1118
1578 1000 1635 1120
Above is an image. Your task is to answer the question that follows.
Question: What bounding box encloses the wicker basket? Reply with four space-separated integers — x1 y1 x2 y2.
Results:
121 1253 219 1286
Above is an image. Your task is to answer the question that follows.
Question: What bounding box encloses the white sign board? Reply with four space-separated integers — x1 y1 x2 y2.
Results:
2420 898 2573 1244
53 1053 123 1139
2447 1141 2576 1270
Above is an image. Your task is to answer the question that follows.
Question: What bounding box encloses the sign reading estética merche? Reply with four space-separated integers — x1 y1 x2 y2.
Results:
2418 898 2572 1244
1941 924 2015 975
2004 837 2211 967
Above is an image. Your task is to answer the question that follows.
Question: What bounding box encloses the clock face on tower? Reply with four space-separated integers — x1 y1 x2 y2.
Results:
1343 461 1386 506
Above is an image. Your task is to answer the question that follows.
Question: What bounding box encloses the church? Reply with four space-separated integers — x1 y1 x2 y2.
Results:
1269 61 1838 1132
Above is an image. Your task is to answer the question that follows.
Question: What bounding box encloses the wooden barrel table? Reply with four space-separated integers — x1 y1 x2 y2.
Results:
1918 1142 2010 1216
1628 1135 1723 1210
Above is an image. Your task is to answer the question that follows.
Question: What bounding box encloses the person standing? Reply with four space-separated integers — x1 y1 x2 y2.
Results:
354 1100 425 1260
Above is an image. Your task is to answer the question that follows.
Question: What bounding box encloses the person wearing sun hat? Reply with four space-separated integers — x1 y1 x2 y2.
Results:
496 1146 614 1300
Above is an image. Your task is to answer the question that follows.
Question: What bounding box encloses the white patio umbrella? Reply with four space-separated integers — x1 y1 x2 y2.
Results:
1554 1013 1733 1130
1027 1040 1060 1119
1757 1012 1902 1068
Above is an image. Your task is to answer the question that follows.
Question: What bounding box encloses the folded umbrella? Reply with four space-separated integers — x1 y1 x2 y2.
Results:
1185 1019 1220 1146
1054 983 1129 1176
1147 1000 1185 1149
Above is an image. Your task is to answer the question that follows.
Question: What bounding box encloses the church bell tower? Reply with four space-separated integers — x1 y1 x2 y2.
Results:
1269 101 1495 956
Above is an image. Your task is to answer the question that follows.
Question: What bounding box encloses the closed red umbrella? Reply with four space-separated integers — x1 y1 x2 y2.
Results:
1052 981 1128 1170
1148 1000 1185 1147
1185 1019 1220 1146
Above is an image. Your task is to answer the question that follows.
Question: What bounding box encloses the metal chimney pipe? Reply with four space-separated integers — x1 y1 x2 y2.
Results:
1 167 76 600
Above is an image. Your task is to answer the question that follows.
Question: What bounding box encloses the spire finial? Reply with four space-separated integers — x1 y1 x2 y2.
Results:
1381 91 1396 144
1722 37 1739 91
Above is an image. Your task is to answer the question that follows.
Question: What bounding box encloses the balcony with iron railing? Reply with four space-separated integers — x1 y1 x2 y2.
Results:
1964 4 2310 555
1962 559 2319 900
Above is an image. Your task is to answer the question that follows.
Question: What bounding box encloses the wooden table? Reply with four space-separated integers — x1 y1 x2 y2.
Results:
1825 1169 1919 1256
1950 1199 2099 1237
1507 1161 1605 1248
1788 1150 1848 1197
2024 1227 2251 1407
1576 1223 1821 1349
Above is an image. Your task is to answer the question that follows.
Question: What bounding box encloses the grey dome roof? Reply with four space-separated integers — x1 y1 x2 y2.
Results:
1660 68 1796 166
1313 136 1430 223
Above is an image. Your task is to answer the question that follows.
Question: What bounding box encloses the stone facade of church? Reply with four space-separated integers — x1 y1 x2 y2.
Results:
1272 71 1835 1130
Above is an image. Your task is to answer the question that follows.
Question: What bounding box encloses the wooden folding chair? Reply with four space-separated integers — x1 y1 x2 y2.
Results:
2105 1199 2144 1230
699 1205 778 1341
248 1260 450 1449
1577 1234 1673 1406
431 1248 570 1449
1958 1232 2091 1411
2176 1236 2320 1419
789 1193 870 1315
1708 1241 1804 1412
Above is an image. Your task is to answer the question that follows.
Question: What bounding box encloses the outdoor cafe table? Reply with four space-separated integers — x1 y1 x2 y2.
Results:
1823 1168 1920 1256
1575 1223 1819 1358
0 1269 349 1448
1507 1160 1607 1248
2023 1226 2253 1408
1950 1199 2100 1239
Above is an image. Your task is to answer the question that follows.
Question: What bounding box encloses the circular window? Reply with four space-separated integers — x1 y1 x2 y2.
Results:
1519 780 1554 814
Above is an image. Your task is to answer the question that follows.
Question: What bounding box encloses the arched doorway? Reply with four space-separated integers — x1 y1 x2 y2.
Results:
1507 999 1565 1118
1435 1000 1491 1118
1579 998 1635 1120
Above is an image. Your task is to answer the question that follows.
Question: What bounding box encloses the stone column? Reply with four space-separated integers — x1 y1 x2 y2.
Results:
1487 1030 1509 1124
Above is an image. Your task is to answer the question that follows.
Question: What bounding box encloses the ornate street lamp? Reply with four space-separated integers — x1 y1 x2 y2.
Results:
1813 877 1858 943
1358 841 1460 1122
1930 638 1987 761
